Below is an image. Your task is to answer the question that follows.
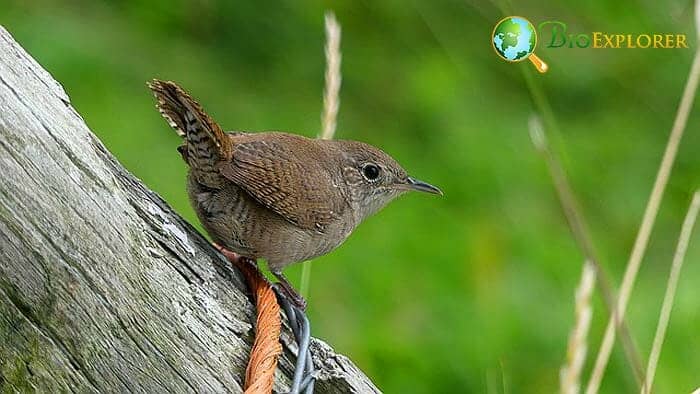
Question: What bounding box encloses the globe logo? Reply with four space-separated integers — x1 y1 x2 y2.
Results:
492 16 548 73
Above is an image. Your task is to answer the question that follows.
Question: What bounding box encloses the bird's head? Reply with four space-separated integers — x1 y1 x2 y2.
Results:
330 140 442 224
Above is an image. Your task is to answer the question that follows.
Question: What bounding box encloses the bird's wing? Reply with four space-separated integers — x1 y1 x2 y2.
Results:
218 139 346 231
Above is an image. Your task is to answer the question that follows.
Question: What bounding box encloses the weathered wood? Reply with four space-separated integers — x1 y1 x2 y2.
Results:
0 26 379 394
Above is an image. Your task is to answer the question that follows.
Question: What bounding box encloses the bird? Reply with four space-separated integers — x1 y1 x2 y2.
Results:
147 79 441 308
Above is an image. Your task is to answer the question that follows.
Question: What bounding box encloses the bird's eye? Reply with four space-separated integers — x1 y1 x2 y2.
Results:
362 164 381 181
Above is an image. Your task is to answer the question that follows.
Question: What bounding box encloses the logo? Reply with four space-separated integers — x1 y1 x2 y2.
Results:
539 22 689 49
492 17 689 73
492 16 548 73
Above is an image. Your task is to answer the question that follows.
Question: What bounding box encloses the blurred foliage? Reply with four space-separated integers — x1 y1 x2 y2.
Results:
3 0 700 392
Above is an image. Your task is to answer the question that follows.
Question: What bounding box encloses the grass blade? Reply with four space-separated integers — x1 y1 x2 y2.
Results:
586 48 700 394
641 191 700 394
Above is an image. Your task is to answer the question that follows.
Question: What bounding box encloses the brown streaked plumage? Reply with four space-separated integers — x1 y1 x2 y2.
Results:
147 79 441 308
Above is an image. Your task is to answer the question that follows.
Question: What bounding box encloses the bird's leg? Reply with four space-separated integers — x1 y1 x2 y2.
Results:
213 243 306 310
272 270 307 311
212 243 259 271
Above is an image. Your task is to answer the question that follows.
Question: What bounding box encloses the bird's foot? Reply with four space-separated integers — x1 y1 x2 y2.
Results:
213 243 306 310
212 243 259 271
212 242 258 267
213 242 238 261
272 272 307 311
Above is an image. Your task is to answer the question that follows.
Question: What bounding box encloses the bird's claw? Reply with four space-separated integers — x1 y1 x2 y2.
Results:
274 281 308 311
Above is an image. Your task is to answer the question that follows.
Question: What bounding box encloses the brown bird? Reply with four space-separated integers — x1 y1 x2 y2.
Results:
147 79 441 308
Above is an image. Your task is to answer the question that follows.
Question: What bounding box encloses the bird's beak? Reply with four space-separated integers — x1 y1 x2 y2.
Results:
406 177 443 195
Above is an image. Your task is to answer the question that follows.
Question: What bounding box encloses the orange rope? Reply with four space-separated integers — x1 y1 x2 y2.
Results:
215 245 282 394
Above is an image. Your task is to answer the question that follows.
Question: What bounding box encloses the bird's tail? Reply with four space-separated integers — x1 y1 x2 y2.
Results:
147 79 231 188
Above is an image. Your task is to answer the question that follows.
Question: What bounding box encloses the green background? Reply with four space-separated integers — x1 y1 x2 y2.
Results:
3 1 700 392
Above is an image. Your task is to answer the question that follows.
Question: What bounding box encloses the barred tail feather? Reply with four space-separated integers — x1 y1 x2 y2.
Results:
148 79 232 188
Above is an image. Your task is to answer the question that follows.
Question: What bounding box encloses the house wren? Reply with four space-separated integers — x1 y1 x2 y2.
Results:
148 80 441 308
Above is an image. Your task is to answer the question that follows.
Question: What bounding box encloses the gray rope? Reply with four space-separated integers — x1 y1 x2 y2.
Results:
276 289 316 394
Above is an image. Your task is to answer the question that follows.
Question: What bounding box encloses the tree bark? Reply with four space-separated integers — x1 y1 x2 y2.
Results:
0 26 379 394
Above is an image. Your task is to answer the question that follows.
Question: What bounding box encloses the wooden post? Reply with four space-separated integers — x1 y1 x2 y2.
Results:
0 26 379 394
